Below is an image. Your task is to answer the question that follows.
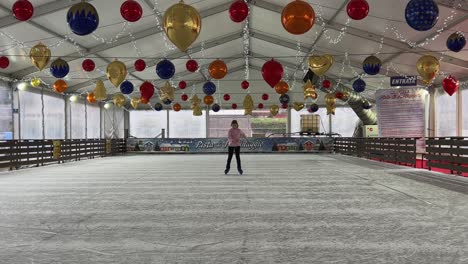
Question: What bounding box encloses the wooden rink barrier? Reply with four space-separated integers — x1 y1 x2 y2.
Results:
0 139 126 171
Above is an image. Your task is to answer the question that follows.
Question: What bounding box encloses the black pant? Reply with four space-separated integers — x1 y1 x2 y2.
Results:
226 146 241 170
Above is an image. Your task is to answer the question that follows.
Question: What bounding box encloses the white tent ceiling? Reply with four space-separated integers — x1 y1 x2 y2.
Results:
0 0 467 108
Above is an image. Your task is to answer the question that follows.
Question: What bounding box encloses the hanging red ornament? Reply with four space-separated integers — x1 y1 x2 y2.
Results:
134 59 146 71
120 0 143 22
140 81 155 100
232 103 238 109
224 94 231 101
229 0 249 23
282 103 288 109
442 75 459 96
258 103 264 109
173 103 182 112
0 56 10 69
262 93 269 101
347 0 369 20
178 80 187 89
82 59 95 72
336 92 344 99
241 80 250 89
12 0 34 21
186 59 198 72
322 79 331 89
262 59 284 88
181 94 189 101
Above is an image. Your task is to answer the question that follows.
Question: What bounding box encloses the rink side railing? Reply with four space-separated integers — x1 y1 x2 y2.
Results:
334 137 418 167
0 139 126 171
426 137 468 176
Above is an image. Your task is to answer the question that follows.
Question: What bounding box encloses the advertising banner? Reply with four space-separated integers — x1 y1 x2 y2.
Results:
127 137 334 153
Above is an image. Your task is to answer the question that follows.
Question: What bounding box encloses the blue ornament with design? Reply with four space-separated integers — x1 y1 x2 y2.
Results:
309 103 319 113
120 80 134 95
405 0 439 31
279 94 290 105
162 99 172 105
203 81 217 95
211 103 221 112
156 59 175 79
353 79 366 93
67 1 99 36
50 58 69 78
362 56 381 75
446 32 466 52
154 103 163 111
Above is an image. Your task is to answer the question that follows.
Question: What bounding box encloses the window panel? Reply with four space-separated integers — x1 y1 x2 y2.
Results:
462 89 468 136
130 110 167 138
87 104 100 139
71 101 86 139
436 90 457 137
333 108 360 137
19 90 42 139
44 95 65 139
169 110 206 138
0 81 13 139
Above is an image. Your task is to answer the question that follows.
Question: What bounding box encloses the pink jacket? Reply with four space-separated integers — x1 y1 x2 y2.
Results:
228 128 246 147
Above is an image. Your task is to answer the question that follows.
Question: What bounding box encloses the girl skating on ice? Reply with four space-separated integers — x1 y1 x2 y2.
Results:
225 120 246 175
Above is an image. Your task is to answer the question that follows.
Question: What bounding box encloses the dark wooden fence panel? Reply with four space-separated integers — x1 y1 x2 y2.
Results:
426 137 468 175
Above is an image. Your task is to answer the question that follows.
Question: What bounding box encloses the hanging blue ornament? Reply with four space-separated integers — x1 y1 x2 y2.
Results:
50 58 69 78
203 81 217 95
308 103 319 113
446 32 466 52
405 0 439 31
362 101 373 110
154 103 163 111
162 98 172 105
156 59 175 79
362 56 381 75
211 103 221 112
120 80 134 95
279 94 290 105
353 79 366 93
67 1 99 36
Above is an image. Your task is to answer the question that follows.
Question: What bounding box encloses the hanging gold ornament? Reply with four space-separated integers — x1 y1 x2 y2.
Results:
303 80 318 100
243 94 254 115
270 105 279 116
190 95 202 116
293 102 305 111
130 97 139 109
113 93 126 108
106 60 127 87
160 81 175 102
163 0 201 52
30 77 41 88
30 42 51 71
416 55 440 85
93 80 107 101
308 54 333 76
325 93 336 115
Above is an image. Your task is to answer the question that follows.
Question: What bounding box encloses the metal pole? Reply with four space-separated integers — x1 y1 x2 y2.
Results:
166 109 170 138
286 108 292 136
329 114 333 135
457 87 462 137
206 107 210 138
429 85 436 137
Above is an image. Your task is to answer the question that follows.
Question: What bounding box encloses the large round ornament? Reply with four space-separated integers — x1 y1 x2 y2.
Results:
30 42 51 71
405 0 439 31
0 56 10 69
416 55 439 85
154 103 163 111
134 59 146 71
178 81 187 89
53 80 67 93
181 94 189 101
120 80 134 95
353 79 366 93
322 79 331 89
282 103 289 109
442 75 459 96
67 1 99 36
186 59 198 72
87 92 96 104
241 80 249 89
50 58 70 78
281 0 315 35
140 81 154 100
173 103 182 112
279 94 290 105
120 0 143 22
156 59 175 79
162 99 172 105
262 93 269 101
204 95 214 105
258 103 264 109
363 55 381 75
262 59 283 88
223 94 231 101
106 60 127 87
275 81 289 95
232 103 238 109
203 81 216 95
212 103 221 112
163 1 201 52
208 59 228 79
82 59 95 72
12 0 33 21
229 0 249 23
446 32 466 53
308 103 319 113
113 93 126 108
347 0 369 20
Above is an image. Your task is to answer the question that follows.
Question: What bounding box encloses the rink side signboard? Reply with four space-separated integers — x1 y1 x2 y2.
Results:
127 137 334 153
390 76 418 87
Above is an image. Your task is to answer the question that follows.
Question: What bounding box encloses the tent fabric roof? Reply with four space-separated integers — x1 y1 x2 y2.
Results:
0 0 467 107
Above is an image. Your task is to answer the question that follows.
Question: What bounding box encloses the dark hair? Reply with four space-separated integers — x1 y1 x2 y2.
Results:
231 120 238 125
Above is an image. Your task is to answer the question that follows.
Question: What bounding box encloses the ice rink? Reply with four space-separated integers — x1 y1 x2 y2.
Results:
0 154 467 263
